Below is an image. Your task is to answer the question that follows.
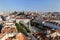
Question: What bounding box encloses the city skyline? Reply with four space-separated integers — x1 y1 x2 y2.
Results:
0 0 60 12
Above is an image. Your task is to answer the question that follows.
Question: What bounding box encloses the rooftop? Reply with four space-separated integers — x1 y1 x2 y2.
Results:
0 34 5 39
16 33 29 40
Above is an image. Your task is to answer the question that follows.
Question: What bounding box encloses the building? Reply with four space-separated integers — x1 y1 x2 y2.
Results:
42 20 60 30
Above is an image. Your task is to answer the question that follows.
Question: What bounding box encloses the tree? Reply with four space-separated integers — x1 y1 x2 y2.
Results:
19 22 31 33
17 11 25 16
15 23 24 33
11 11 17 15
15 22 31 33
30 19 44 30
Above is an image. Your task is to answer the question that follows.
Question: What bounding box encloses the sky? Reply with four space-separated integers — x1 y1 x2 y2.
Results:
0 0 60 12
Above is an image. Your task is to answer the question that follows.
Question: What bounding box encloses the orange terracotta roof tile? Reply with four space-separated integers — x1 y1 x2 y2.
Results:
16 33 29 40
1 27 17 34
0 34 5 39
6 37 12 40
56 30 60 33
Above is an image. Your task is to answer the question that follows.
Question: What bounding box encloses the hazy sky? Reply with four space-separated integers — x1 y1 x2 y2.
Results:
0 0 60 12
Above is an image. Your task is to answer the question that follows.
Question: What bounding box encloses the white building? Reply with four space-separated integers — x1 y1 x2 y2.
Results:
42 20 60 30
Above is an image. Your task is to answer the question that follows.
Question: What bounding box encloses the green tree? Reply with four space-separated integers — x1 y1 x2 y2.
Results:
17 11 25 16
15 22 31 33
15 23 24 33
11 11 17 15
19 22 31 33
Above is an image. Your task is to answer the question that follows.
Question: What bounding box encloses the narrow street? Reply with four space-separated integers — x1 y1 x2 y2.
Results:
28 22 42 40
